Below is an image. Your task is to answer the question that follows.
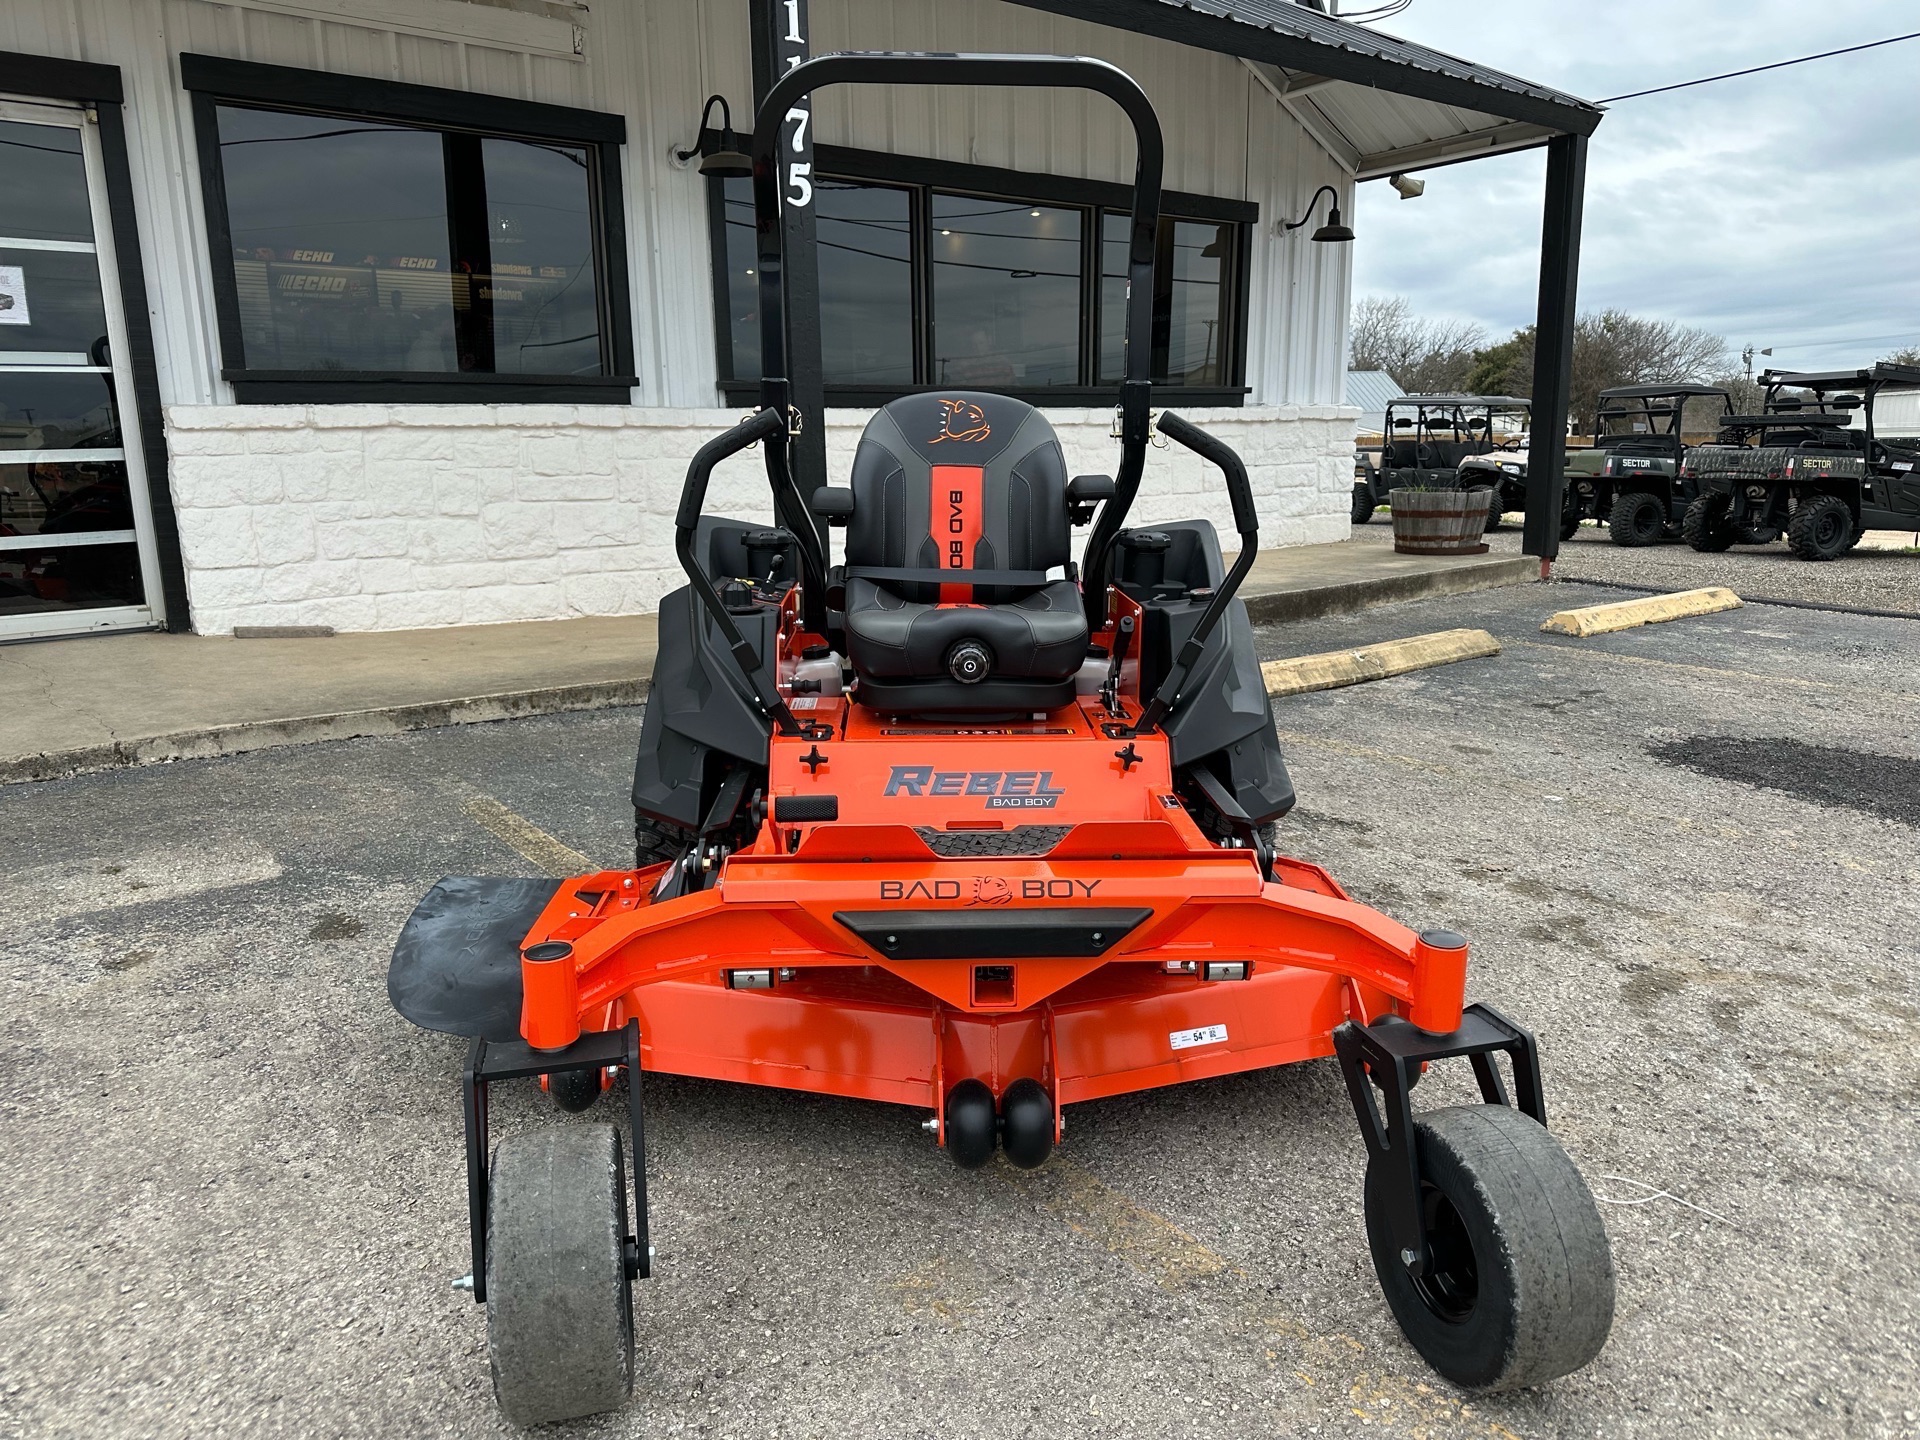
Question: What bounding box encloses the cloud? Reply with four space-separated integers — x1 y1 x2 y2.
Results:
1349 0 1920 369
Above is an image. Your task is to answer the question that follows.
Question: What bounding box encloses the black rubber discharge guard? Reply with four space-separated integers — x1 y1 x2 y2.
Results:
462 1021 652 1301
1333 1003 1546 1278
388 876 557 1041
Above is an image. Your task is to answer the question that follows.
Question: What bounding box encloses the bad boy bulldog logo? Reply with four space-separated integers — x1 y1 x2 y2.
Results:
929 397 991 444
970 876 1013 907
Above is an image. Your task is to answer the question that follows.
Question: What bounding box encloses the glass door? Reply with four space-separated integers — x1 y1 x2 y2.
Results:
0 97 164 639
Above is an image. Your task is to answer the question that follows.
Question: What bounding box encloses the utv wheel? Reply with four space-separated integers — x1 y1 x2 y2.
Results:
1787 494 1853 561
1351 483 1376 525
1559 510 1582 542
487 1125 635 1426
1842 519 1866 553
1607 491 1666 547
1464 485 1501 531
1680 492 1736 552
634 812 694 870
1737 524 1781 546
999 1078 1055 1170
944 1079 998 1169
1363 1104 1614 1393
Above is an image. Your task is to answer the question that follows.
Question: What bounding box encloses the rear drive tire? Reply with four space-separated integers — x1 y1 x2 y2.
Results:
487 1126 635 1427
1608 491 1666 547
1681 492 1737 552
1363 1104 1614 1393
634 812 694 870
1736 524 1781 545
1352 483 1376 525
1787 494 1852 561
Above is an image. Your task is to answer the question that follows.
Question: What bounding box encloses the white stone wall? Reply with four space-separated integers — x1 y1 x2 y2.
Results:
163 404 1359 634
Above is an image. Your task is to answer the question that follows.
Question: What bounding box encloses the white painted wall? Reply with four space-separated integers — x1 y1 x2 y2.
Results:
3 0 1361 633
166 403 1356 633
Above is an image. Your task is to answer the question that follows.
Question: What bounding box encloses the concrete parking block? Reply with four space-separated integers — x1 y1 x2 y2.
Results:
1540 586 1742 637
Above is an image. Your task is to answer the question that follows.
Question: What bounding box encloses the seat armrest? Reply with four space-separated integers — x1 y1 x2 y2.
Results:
811 486 856 525
1067 473 1115 524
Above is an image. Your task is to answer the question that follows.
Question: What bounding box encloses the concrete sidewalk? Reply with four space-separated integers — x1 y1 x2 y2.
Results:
1 539 1531 782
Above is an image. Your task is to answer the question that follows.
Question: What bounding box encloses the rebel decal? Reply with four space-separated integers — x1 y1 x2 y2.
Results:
884 766 1065 808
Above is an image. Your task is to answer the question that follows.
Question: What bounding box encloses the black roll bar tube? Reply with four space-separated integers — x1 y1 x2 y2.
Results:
747 52 1166 633
1127 411 1259 737
674 408 805 737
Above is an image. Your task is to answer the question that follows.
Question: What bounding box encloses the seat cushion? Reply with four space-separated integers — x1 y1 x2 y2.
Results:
844 576 1088 682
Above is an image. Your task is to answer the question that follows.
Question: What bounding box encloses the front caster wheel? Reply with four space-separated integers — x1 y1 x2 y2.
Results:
1363 1104 1613 1392
547 1066 602 1113
487 1126 635 1426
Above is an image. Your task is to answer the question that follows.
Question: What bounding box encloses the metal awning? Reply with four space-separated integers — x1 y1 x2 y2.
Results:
1007 0 1602 178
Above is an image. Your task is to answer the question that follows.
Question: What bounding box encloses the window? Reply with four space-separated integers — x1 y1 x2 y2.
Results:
709 147 1253 406
183 55 633 404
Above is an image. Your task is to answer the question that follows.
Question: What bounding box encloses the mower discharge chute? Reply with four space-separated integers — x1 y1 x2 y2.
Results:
388 52 1614 1426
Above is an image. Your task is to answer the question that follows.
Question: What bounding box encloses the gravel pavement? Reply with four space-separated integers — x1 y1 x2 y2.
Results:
1351 516 1920 613
3 585 1918 1439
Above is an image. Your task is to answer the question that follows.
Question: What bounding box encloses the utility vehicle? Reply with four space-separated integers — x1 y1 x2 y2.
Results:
389 53 1615 1427
1682 365 1920 560
1561 384 1743 547
1352 394 1531 525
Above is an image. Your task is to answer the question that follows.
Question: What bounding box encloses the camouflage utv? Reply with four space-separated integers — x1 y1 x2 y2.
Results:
1681 365 1920 561
1560 385 1742 547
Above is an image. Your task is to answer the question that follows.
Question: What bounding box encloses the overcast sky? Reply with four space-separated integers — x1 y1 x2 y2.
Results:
1347 0 1920 374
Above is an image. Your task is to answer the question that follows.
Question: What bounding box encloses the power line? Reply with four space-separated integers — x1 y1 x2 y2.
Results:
1599 31 1920 103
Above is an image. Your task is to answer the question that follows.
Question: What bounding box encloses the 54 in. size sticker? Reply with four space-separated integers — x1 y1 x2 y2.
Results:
1169 1023 1228 1051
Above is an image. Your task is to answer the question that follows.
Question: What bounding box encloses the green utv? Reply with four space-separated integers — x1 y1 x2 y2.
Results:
1561 385 1744 547
1682 365 1920 561
1353 394 1531 526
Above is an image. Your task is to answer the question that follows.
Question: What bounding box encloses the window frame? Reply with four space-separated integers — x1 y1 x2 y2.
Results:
181 54 635 405
708 143 1256 408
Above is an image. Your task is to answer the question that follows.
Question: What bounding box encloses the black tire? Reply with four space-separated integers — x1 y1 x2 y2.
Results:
999 1078 1054 1170
1607 491 1666 547
487 1126 635 1426
548 1067 602 1113
1559 509 1582 542
1352 483 1376 525
1842 519 1866 553
1736 524 1781 546
1787 493 1852 561
634 812 693 870
1680 492 1736 552
1364 1105 1614 1393
1463 483 1501 532
944 1079 997 1169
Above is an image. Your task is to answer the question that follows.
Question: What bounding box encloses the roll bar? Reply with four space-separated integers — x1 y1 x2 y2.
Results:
747 52 1167 632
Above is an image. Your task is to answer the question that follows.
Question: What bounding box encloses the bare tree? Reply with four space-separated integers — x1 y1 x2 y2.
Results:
1881 344 1920 367
1349 295 1486 394
1462 310 1729 426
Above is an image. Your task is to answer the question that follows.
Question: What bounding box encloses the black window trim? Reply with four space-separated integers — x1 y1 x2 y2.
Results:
709 141 1257 409
181 53 636 405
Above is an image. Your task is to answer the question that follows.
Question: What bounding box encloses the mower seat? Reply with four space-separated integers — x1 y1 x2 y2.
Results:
838 392 1088 713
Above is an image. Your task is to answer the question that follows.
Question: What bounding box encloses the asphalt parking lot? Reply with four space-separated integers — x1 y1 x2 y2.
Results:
1352 517 1920 614
3 582 1918 1440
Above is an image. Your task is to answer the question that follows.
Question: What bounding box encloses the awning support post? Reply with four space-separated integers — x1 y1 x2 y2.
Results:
1523 131 1588 567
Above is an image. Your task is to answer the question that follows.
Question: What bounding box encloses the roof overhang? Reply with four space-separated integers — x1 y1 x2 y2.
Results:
1005 0 1602 179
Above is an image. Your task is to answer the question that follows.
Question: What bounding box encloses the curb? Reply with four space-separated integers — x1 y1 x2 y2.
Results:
1540 586 1742 638
1241 555 1536 625
0 677 649 786
1262 628 1502 698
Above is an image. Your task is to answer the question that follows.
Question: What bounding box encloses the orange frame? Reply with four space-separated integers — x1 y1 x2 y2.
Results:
514 591 1468 1140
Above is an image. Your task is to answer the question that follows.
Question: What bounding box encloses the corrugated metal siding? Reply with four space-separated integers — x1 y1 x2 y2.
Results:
1 0 1350 409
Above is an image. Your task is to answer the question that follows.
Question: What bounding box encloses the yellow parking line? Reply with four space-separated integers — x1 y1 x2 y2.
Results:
462 794 595 877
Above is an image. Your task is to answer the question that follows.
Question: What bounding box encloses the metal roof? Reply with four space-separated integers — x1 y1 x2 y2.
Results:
1007 0 1602 179
1388 394 1532 409
1598 384 1732 401
1763 365 1920 392
1345 369 1403 419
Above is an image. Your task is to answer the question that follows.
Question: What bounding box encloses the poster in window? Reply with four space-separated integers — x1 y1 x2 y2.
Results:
0 266 29 326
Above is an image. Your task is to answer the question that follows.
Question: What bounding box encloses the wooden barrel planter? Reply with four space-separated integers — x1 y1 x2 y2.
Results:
1389 487 1491 556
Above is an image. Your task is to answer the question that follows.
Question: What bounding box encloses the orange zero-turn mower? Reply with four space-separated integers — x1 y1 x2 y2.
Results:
388 52 1614 1427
